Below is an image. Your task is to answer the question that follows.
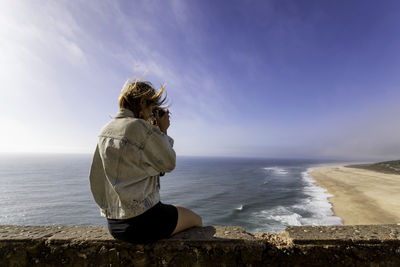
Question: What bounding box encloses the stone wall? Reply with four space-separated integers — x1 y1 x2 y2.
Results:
1 224 399 266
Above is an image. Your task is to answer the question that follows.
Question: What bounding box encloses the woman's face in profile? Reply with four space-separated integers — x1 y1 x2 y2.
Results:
140 99 155 120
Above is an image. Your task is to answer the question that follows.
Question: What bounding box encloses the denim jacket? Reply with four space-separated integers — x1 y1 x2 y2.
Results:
89 108 176 219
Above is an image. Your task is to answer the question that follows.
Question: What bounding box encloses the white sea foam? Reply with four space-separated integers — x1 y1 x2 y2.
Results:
263 167 288 175
294 169 343 226
265 206 302 226
251 206 302 233
250 167 343 233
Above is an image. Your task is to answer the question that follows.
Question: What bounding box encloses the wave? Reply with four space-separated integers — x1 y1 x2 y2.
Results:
293 169 343 226
235 204 244 211
215 204 247 223
263 167 288 175
248 167 343 233
255 206 302 225
250 206 302 233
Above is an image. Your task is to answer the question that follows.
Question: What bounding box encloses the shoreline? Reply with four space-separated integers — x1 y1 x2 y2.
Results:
309 165 400 225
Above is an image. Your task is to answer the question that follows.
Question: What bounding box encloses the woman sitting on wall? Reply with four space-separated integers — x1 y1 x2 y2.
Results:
89 79 202 243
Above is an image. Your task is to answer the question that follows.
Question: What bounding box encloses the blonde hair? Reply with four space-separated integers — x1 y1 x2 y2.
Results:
118 79 167 118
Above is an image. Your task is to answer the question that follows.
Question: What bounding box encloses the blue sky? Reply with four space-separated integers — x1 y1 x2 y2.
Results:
1 0 399 160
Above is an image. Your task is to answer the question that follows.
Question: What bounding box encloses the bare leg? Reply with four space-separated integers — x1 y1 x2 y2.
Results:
171 205 202 235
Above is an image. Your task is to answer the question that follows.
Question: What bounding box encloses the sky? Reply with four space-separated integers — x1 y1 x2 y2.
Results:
1 0 399 160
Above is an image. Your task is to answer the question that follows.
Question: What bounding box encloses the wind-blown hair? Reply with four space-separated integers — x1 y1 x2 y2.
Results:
118 79 167 118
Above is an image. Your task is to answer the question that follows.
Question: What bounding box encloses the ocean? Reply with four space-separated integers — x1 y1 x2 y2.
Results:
0 154 344 233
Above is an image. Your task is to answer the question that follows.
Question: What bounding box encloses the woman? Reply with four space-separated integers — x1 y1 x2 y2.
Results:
89 79 202 243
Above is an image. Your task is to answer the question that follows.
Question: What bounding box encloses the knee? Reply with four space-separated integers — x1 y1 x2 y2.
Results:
194 213 203 227
175 205 203 228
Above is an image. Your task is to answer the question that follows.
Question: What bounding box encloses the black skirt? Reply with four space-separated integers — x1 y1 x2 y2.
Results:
107 201 178 244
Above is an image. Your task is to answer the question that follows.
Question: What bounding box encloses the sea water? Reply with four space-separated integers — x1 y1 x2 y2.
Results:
0 154 343 233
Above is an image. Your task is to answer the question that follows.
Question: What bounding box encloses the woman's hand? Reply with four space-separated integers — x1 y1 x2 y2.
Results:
155 110 170 134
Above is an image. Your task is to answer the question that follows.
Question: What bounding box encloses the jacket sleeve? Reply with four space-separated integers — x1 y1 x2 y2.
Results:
140 123 176 173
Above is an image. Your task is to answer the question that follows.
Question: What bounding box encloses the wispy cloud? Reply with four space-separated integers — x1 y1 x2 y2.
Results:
84 1 234 119
1 0 399 159
0 0 232 153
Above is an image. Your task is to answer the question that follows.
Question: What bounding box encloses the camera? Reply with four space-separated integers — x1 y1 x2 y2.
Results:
153 108 167 118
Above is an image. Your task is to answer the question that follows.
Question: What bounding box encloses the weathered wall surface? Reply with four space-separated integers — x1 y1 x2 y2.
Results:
1 224 400 266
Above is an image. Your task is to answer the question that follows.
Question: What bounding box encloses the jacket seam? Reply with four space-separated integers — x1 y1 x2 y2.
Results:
115 138 127 180
99 134 145 151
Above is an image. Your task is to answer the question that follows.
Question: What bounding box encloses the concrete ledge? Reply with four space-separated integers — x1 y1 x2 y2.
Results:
1 224 400 266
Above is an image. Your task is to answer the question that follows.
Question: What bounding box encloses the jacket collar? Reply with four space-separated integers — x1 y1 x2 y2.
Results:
115 108 135 118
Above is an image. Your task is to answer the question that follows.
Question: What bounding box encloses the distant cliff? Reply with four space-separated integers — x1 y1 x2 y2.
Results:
347 160 400 175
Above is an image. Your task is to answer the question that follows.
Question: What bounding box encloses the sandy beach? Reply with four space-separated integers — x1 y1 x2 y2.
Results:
310 165 400 225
